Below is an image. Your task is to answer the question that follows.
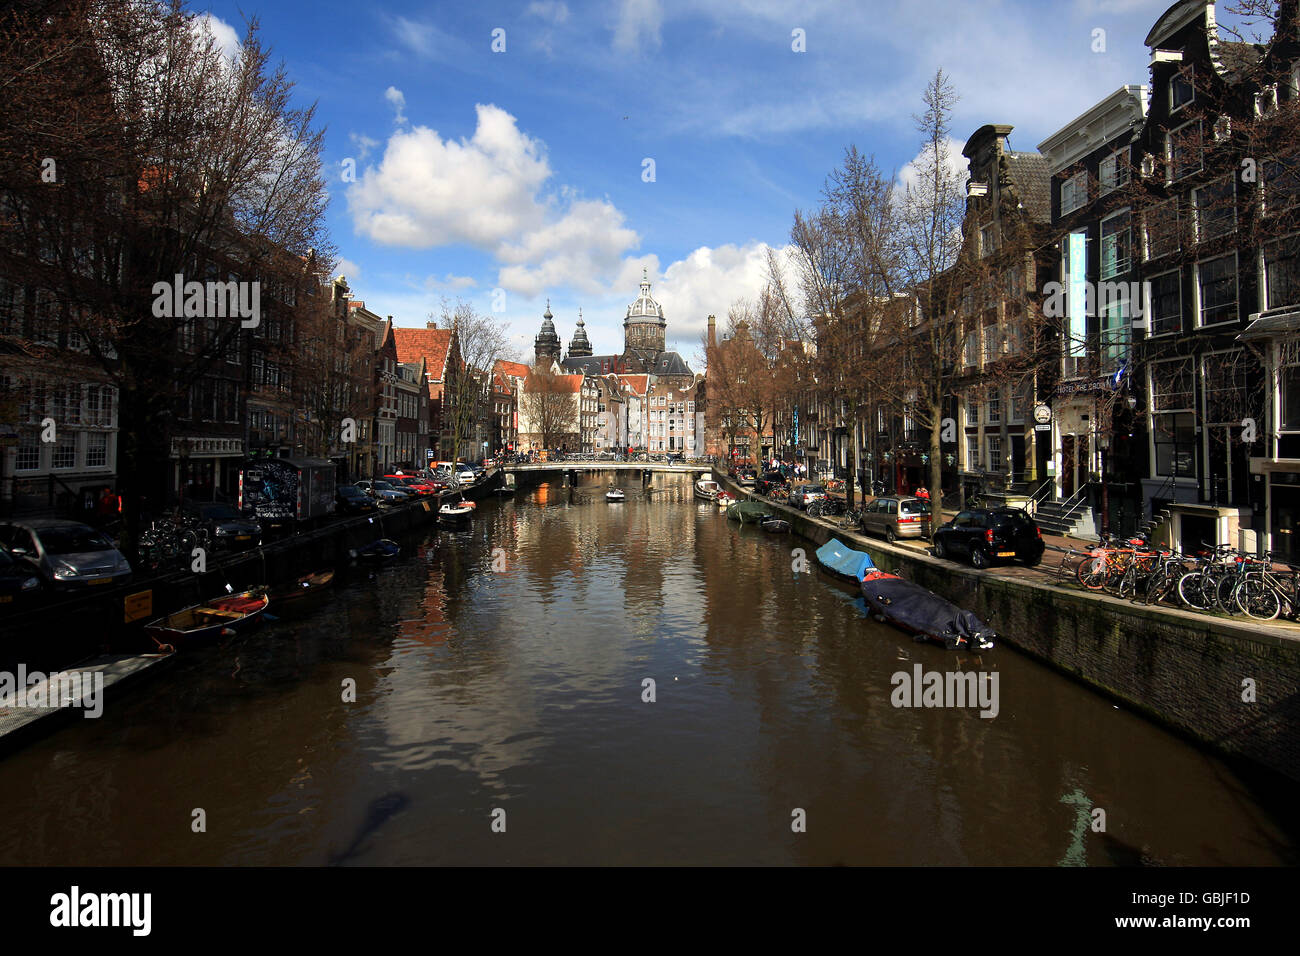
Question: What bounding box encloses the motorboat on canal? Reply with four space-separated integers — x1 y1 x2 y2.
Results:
760 516 790 533
859 567 996 652
606 488 626 502
268 569 334 611
439 501 474 523
716 492 734 509
694 478 722 501
144 589 270 649
815 538 995 651
351 538 401 562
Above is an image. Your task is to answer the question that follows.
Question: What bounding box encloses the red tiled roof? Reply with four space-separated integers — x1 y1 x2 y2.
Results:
525 372 583 393
394 328 454 379
494 359 530 381
616 374 649 396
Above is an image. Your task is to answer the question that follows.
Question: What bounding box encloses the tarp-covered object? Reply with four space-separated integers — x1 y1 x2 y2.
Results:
859 570 995 650
726 501 772 524
815 538 876 581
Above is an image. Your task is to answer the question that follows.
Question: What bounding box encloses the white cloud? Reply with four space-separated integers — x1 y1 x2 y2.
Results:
613 0 663 54
653 242 794 345
895 135 968 197
385 87 407 127
424 273 478 290
347 104 551 249
383 15 460 60
527 1 570 24
335 257 362 280
193 13 240 62
349 132 379 162
348 103 645 297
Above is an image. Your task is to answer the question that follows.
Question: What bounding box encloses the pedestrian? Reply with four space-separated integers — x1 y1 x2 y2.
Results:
916 485 930 502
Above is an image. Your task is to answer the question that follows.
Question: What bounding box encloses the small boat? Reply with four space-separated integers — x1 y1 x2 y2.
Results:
352 538 401 561
859 568 995 651
760 517 790 533
144 589 270 649
269 570 334 609
816 538 876 582
439 502 473 522
694 478 722 501
727 501 772 524
716 493 735 509
606 489 626 501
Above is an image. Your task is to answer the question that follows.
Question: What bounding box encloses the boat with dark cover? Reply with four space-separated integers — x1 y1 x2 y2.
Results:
859 568 995 651
726 501 772 524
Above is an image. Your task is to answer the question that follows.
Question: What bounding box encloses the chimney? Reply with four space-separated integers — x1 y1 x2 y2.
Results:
707 314 716 349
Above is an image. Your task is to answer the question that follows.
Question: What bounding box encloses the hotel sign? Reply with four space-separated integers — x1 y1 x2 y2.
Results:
1054 378 1116 397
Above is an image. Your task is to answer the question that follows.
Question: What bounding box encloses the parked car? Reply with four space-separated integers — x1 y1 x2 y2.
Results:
0 545 43 607
386 475 437 497
182 501 262 551
356 479 410 507
788 484 827 510
0 519 133 589
457 466 477 484
336 484 379 515
756 471 786 495
736 471 757 487
931 507 1045 569
859 496 932 543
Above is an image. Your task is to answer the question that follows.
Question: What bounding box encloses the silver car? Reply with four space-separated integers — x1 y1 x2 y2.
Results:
859 496 932 543
0 519 133 589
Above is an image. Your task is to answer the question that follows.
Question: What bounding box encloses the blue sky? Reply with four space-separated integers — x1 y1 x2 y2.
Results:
193 0 1239 364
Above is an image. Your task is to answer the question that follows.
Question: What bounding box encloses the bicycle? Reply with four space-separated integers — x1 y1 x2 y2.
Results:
840 507 862 531
1176 543 1239 611
1232 554 1300 621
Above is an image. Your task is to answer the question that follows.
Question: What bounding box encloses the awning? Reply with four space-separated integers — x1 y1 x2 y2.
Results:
1237 309 1300 341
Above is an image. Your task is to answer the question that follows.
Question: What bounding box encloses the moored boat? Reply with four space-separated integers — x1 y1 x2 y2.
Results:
352 538 400 561
815 538 876 582
606 488 626 501
694 478 722 501
269 569 334 610
439 502 474 522
144 589 270 649
858 568 996 651
716 492 735 509
760 517 790 533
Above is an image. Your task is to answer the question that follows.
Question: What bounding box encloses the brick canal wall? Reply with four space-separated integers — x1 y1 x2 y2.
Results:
720 477 1300 783
1 478 500 672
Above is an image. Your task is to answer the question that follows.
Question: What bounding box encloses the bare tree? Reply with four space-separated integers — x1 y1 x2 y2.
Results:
520 364 578 453
431 299 510 463
0 0 332 553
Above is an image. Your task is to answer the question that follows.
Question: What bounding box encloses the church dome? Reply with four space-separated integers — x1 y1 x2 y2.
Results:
535 300 561 362
626 269 665 326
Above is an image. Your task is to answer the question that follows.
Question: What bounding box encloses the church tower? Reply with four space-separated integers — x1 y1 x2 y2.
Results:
623 269 666 355
534 300 561 365
568 308 593 358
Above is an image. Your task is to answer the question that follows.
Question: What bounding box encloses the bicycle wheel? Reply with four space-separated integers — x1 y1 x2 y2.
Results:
1143 567 1171 605
1178 571 1212 610
1236 577 1280 621
1117 564 1142 601
1216 573 1244 615
1076 553 1106 590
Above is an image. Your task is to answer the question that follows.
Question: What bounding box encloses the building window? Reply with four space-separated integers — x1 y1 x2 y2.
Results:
966 434 980 470
1171 67 1194 113
1197 254 1237 326
966 400 979 426
1099 148 1129 195
987 435 1003 473
1060 170 1087 215
1148 270 1181 336
1282 365 1300 430
1266 235 1300 310
1167 119 1203 181
1100 210 1131 279
1151 358 1196 477
1264 154 1300 216
1203 350 1248 426
1144 199 1179 260
979 223 996 258
15 431 39 471
987 392 1002 425
1194 177 1235 242
52 432 76 469
86 431 107 468
1101 289 1130 373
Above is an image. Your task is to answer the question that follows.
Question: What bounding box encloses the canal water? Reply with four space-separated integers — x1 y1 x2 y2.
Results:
0 473 1295 865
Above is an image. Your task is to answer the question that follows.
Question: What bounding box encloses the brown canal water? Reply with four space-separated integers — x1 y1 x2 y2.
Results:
0 473 1295 865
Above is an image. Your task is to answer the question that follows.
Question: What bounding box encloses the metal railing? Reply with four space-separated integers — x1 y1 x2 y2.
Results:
1057 481 1095 524
1026 479 1055 516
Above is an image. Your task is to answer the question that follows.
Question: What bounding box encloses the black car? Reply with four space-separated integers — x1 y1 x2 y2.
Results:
0 545 43 608
931 507 1045 569
755 471 786 495
182 501 262 551
336 484 378 515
